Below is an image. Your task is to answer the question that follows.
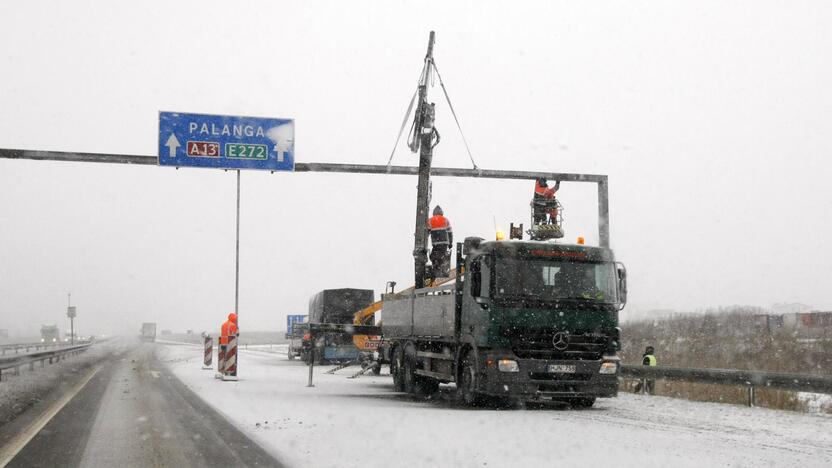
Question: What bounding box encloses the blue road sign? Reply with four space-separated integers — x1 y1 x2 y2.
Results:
286 315 307 335
158 111 294 171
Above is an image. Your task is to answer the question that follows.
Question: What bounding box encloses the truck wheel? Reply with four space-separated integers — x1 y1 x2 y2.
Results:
288 348 295 360
371 362 381 375
402 344 418 394
391 346 405 392
572 397 596 408
418 377 439 395
458 351 482 406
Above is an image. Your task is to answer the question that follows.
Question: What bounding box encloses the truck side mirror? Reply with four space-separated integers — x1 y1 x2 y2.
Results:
616 263 627 308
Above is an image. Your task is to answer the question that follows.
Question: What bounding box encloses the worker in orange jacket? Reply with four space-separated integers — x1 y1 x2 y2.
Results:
428 205 453 278
218 313 238 375
221 312 238 345
532 178 560 224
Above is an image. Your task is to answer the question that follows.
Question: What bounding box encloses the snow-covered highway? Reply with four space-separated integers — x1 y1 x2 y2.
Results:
160 343 832 468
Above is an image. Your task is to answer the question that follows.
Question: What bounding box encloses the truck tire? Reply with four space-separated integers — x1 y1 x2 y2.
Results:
458 350 483 406
371 362 381 375
288 348 295 360
417 377 439 395
572 397 596 409
391 345 405 392
402 344 418 394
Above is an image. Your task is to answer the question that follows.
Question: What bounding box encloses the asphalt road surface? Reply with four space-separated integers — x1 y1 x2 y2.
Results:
4 340 282 467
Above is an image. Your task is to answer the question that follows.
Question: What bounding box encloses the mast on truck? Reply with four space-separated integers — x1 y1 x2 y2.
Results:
410 31 437 290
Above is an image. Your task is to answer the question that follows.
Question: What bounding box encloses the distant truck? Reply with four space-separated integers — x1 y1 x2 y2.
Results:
383 237 626 407
140 322 157 342
305 289 374 363
285 315 308 360
40 324 60 343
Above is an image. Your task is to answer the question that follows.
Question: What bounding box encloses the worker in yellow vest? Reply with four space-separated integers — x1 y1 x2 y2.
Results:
635 346 657 395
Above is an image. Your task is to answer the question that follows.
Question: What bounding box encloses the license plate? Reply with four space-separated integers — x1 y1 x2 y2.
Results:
547 364 576 373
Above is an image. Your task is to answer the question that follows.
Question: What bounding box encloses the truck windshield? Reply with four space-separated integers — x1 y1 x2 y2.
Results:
493 258 618 303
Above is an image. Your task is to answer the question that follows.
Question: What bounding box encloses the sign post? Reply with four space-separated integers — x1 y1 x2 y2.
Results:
66 294 76 345
159 111 295 379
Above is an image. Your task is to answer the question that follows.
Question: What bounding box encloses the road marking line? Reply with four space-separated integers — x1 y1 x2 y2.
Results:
0 365 101 467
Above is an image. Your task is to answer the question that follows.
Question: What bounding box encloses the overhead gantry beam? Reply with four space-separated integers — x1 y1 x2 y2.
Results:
0 148 611 247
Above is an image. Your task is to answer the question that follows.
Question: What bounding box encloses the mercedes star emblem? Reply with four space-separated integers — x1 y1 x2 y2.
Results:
552 331 569 351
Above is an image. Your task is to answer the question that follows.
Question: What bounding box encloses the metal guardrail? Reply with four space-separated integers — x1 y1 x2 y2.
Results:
0 341 76 355
0 343 92 381
620 364 832 406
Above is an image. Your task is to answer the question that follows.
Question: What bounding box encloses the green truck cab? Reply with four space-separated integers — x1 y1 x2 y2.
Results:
383 236 626 407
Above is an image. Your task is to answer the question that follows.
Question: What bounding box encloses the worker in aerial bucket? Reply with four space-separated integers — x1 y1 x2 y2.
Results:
428 205 453 278
532 178 560 225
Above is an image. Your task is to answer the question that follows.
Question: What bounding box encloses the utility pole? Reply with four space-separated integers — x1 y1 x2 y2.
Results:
411 31 437 290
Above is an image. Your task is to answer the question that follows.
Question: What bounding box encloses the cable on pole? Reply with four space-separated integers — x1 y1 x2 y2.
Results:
433 62 479 170
385 88 418 169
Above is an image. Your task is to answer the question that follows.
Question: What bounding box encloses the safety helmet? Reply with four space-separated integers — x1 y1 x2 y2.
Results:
433 205 443 216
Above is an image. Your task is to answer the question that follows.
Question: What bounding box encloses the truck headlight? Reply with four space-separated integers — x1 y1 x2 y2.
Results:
599 361 618 374
497 359 519 372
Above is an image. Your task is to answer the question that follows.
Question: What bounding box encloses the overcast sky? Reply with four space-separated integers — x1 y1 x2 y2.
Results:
1 1 831 336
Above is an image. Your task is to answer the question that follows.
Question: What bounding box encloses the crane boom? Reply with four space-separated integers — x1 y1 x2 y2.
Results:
412 31 437 289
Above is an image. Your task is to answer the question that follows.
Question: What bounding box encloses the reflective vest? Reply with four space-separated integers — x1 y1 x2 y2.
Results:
643 354 657 366
428 215 452 246
220 320 238 345
533 181 555 205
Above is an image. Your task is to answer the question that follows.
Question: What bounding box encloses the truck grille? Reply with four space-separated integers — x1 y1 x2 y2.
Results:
509 332 608 360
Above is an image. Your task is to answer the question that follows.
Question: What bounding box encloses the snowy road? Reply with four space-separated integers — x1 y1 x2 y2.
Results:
160 343 832 468
3 341 281 467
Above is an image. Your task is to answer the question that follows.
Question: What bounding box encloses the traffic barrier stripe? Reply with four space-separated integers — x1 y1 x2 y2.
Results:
203 336 213 369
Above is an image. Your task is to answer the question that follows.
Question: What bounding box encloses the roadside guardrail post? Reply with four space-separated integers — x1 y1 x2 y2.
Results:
747 385 755 407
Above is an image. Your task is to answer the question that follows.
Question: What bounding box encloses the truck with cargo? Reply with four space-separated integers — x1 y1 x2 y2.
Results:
40 324 60 343
140 322 157 342
299 32 626 407
383 237 626 407
285 314 308 360
306 289 374 363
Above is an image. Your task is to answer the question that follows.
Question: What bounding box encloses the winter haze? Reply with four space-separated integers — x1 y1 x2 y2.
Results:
1 1 830 336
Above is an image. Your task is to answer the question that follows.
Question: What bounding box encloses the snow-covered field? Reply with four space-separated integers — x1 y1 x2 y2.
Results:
158 344 832 468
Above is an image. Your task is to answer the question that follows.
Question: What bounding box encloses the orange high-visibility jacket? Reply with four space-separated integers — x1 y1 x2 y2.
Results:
533 181 556 201
220 321 238 345
428 215 452 246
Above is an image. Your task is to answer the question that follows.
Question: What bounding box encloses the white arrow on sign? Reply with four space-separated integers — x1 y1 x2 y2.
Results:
165 133 181 157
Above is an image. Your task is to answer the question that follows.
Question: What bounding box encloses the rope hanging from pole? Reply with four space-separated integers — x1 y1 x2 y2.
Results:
385 88 418 169
385 34 478 171
433 62 478 170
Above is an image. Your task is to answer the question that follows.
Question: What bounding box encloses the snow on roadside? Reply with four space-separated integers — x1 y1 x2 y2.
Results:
158 344 832 468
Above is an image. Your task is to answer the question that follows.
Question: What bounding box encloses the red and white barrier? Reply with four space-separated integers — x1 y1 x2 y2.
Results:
216 342 226 379
222 335 238 381
202 335 213 370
